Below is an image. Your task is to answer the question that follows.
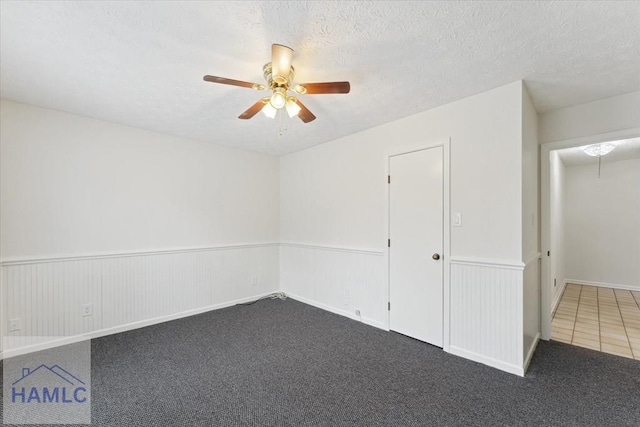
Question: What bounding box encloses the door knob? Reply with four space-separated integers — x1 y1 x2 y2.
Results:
432 253 440 260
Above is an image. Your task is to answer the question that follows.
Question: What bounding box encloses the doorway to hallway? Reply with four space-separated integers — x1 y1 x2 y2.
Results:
552 283 640 360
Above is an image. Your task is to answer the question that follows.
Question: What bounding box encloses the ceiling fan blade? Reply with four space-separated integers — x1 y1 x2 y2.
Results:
292 98 316 123
296 82 350 94
271 44 294 84
203 75 266 90
238 98 269 120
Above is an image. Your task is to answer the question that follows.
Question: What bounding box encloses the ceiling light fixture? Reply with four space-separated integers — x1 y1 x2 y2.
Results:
583 142 615 178
583 143 615 157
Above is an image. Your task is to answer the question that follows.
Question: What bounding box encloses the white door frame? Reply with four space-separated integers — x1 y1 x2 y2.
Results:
383 138 451 352
540 127 640 340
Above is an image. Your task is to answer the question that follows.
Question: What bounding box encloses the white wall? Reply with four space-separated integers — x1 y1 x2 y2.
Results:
539 91 640 144
1 100 279 260
281 81 523 261
549 151 567 308
1 100 281 356
521 85 540 366
522 86 539 261
280 81 531 375
564 158 640 289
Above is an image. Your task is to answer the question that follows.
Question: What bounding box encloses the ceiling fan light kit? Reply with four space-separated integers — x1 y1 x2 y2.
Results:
261 99 277 119
270 86 287 109
203 44 350 124
285 97 301 118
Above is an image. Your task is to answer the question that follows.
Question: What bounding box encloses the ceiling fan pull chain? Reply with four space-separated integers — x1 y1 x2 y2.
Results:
278 108 288 136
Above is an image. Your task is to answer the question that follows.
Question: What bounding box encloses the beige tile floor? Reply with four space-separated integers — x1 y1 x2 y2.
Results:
552 283 640 360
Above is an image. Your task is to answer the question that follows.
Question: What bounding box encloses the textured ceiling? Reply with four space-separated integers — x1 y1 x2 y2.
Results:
1 1 639 156
557 137 640 166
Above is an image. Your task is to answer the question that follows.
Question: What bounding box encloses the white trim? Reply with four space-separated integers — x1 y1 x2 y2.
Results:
524 252 542 268
1 242 280 266
541 127 640 148
1 291 279 359
383 139 451 351
278 242 384 256
565 279 640 292
449 256 525 270
523 332 541 374
285 292 387 331
551 279 568 315
447 345 524 377
517 274 524 366
540 126 640 340
443 140 451 353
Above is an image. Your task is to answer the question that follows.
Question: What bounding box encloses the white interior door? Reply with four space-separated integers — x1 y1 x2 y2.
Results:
389 147 443 346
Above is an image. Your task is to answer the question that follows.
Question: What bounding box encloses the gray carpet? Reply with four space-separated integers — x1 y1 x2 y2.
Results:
2 298 640 426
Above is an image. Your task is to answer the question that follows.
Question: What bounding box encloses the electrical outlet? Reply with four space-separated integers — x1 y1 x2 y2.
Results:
81 304 93 317
251 276 258 286
355 310 361 316
9 318 21 332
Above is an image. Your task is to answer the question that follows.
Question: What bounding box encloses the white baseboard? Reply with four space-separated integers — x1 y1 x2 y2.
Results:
551 279 568 315
285 292 387 331
1 291 279 360
523 333 541 374
566 279 640 292
447 345 524 377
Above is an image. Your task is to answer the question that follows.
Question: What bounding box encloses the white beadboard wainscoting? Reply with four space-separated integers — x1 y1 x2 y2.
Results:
281 245 540 376
1 244 279 358
449 256 536 377
3 243 541 377
279 243 386 330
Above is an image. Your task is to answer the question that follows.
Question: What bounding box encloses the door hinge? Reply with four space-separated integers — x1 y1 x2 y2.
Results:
547 250 550 256
387 175 390 184
388 239 390 247
388 302 391 311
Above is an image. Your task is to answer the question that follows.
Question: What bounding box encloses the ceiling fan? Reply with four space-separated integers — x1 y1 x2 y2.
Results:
203 44 350 123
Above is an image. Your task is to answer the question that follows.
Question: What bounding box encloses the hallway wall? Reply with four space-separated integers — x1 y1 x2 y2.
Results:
564 158 640 289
